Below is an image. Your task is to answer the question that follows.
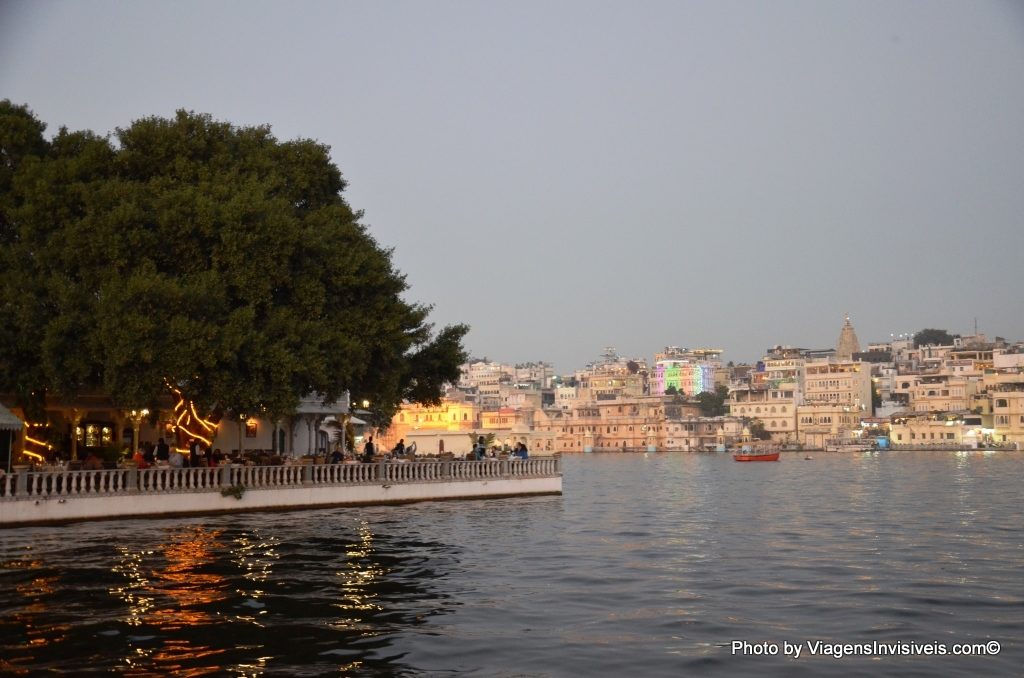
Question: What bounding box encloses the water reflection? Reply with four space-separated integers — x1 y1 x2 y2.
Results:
0 543 66 674
108 525 232 674
2 453 1022 677
332 519 385 632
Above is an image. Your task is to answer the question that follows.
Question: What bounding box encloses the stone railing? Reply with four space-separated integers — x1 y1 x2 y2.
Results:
0 457 562 502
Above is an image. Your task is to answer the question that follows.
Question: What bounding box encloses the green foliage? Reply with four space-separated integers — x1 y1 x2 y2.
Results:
695 384 729 417
0 103 468 426
664 385 678 396
467 432 496 448
220 484 245 500
748 420 771 440
913 328 958 348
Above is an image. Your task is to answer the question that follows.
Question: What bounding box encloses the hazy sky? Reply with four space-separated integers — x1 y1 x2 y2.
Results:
3 1 1023 373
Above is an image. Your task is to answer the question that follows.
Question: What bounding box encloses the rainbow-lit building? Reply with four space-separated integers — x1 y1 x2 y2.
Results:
648 347 722 397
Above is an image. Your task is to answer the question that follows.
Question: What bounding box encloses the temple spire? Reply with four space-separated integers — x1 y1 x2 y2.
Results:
837 314 860 360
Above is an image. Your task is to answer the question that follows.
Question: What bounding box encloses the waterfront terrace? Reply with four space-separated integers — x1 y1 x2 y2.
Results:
0 457 563 527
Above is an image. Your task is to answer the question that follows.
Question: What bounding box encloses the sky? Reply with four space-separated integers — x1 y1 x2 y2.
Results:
3 1 1023 373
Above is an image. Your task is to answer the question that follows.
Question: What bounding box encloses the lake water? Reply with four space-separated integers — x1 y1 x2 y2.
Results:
1 451 1022 677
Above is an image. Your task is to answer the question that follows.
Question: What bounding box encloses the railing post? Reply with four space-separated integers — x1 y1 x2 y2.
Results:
501 459 509 477
378 459 387 483
220 464 232 487
444 459 453 480
126 467 138 491
15 471 27 496
302 463 313 484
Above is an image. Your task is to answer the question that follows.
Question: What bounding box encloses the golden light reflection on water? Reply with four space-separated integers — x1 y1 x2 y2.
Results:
111 526 230 630
231 529 280 616
109 526 235 674
15 573 71 651
0 551 73 672
331 520 387 632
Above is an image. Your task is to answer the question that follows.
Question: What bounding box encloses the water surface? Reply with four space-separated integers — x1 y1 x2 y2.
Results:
2 451 1022 676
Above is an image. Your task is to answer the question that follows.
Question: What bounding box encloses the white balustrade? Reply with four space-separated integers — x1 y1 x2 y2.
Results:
0 456 562 504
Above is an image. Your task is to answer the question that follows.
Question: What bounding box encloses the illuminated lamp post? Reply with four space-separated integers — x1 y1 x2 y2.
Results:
361 400 370 451
126 408 150 455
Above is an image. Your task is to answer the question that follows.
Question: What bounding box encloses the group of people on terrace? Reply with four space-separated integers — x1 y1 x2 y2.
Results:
328 436 420 464
79 436 228 471
473 436 529 460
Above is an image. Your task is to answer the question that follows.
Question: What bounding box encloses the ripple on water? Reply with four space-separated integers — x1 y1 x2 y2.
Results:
1 451 1023 677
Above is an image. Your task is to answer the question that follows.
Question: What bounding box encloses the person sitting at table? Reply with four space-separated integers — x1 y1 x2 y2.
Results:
392 439 406 456
517 442 529 459
132 449 150 469
83 451 103 470
155 437 170 462
168 448 185 468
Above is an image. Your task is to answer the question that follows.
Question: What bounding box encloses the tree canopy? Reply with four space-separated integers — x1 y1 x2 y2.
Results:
913 328 958 348
0 101 468 426
695 384 729 417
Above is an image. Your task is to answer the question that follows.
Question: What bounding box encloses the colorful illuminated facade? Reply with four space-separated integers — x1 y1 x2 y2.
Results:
650 361 716 397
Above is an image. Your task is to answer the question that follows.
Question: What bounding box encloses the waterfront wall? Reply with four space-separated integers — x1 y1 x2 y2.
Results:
0 458 562 527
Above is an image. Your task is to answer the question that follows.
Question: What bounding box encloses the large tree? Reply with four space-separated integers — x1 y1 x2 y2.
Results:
0 103 467 426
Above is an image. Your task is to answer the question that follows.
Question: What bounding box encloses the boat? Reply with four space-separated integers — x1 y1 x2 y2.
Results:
733 445 780 462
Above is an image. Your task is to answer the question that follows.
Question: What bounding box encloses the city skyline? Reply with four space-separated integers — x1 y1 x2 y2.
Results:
3 1 1023 374
464 319 1012 376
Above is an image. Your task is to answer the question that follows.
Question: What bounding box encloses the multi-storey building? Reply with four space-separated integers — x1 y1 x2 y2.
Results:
651 346 724 399
985 355 1024 445
650 360 716 397
575 349 647 401
888 412 984 447
909 375 977 413
533 395 742 453
459 360 515 403
796 403 862 448
512 362 554 389
554 385 578 410
803 358 872 411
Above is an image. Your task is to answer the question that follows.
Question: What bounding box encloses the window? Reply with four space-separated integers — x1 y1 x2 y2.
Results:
996 399 1008 408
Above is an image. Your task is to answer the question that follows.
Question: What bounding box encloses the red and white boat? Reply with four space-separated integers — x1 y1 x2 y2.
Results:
733 446 780 462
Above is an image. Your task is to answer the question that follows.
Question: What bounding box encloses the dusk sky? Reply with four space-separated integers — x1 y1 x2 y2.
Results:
3 1 1023 373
